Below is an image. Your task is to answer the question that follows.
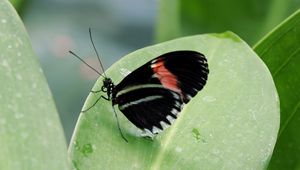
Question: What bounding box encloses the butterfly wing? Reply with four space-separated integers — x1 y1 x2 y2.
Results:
113 50 209 134
151 51 209 103
116 85 183 134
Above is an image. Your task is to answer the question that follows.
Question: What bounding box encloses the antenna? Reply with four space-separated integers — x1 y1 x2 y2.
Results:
89 28 107 78
69 50 105 78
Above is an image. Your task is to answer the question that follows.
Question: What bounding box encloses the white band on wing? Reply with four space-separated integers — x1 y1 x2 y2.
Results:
119 95 163 110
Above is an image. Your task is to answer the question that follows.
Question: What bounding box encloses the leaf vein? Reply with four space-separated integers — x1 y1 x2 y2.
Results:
278 100 300 138
273 47 300 77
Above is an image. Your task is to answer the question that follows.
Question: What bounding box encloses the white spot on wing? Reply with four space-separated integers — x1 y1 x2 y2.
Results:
152 126 163 134
202 96 216 102
171 108 179 116
160 121 170 130
201 69 208 74
171 92 180 100
166 115 176 124
186 95 192 100
151 59 157 64
175 101 181 108
141 129 154 138
198 82 204 87
198 59 204 64
200 76 207 81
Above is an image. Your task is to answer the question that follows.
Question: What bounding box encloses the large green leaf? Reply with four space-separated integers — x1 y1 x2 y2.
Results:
156 0 300 45
254 9 300 170
8 0 24 12
0 1 71 169
69 32 279 169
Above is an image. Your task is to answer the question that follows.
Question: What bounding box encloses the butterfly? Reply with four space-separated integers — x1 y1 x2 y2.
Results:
70 29 209 142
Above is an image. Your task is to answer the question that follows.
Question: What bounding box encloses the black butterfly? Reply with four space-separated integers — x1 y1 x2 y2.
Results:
70 29 209 142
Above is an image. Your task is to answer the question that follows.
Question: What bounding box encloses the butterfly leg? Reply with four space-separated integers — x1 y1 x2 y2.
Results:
90 90 102 93
112 106 128 143
81 95 109 113
91 85 109 93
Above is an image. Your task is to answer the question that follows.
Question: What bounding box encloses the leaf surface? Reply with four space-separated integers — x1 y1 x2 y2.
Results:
70 32 279 170
0 1 71 169
254 9 300 170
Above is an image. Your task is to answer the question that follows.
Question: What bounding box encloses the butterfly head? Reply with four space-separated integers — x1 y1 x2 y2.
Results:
102 77 114 94
103 77 112 85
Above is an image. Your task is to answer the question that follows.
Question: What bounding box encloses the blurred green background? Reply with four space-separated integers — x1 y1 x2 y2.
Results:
14 0 156 142
12 0 299 143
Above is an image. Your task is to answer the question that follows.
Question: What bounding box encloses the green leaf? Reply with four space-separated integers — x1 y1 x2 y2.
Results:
155 0 300 45
0 1 71 169
69 32 279 169
254 9 300 170
9 0 24 11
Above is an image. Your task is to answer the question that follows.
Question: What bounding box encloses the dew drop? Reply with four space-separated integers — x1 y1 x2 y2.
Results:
192 128 206 143
192 128 201 141
212 148 220 155
0 118 6 125
32 83 37 89
2 60 9 67
175 147 182 153
133 162 139 168
16 74 22 80
15 112 24 119
74 141 80 151
21 132 29 139
15 93 22 98
72 160 80 170
81 143 93 156
202 95 216 102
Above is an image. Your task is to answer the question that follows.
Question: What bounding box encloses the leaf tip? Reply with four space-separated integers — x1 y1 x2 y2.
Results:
209 31 242 43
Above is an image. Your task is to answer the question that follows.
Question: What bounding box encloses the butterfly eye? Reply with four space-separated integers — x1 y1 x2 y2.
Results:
101 86 108 92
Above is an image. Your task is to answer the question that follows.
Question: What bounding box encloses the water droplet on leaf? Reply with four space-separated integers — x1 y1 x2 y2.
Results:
192 128 206 143
81 143 93 156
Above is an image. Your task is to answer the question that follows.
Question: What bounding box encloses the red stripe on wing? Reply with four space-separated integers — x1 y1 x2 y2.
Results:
151 58 182 96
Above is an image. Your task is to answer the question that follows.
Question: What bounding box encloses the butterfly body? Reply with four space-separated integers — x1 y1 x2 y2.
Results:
100 50 209 137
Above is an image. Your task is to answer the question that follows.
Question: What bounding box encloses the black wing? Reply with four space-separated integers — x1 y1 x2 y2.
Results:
113 50 209 134
114 50 209 103
161 51 209 103
116 85 183 135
